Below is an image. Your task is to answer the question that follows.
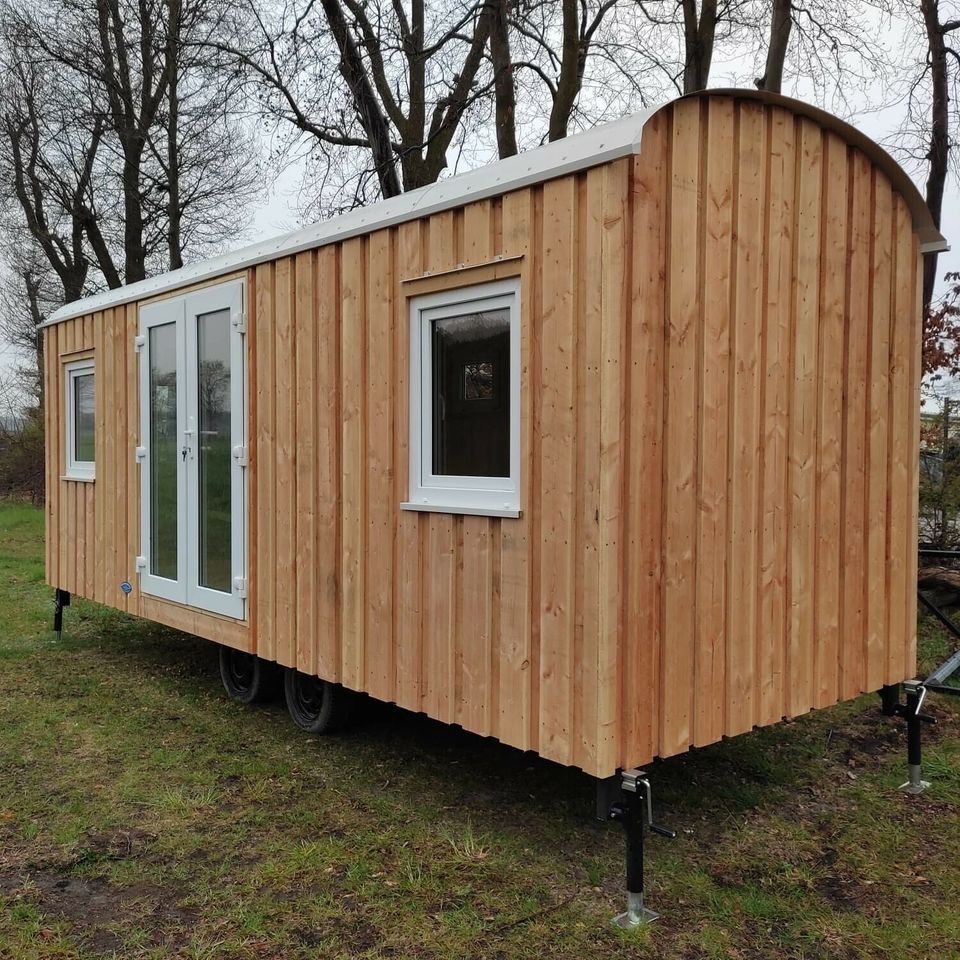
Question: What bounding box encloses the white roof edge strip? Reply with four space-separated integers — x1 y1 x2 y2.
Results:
43 107 657 326
44 88 947 328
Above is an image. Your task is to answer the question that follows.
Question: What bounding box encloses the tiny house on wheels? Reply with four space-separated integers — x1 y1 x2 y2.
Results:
43 89 946 920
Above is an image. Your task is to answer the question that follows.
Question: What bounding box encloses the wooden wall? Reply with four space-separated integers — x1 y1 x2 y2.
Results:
44 301 250 651
45 94 922 778
622 97 922 767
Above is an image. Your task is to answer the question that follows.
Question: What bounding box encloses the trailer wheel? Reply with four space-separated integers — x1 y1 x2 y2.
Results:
219 647 279 704
284 669 355 734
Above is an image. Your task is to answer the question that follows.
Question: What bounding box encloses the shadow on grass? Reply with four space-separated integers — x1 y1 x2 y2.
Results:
65 595 877 844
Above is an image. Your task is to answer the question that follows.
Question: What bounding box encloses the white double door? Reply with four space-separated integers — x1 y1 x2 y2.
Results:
137 280 247 619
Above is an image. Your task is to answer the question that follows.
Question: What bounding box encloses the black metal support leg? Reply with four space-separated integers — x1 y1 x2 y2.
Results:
899 683 933 795
595 774 620 823
53 589 70 640
608 769 675 928
879 683 901 717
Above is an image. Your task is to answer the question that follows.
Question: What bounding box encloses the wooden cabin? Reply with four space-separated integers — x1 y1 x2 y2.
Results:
42 89 946 780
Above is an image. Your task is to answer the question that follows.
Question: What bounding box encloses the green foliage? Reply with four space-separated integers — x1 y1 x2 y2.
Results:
0 408 45 504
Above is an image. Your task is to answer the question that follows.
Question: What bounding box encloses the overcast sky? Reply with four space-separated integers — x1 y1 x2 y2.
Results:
2 13 958 410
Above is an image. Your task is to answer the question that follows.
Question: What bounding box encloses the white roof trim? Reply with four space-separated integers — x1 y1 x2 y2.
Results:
44 106 658 326
44 89 946 327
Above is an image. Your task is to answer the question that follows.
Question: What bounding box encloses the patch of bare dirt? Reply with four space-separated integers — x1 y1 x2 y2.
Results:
0 826 197 957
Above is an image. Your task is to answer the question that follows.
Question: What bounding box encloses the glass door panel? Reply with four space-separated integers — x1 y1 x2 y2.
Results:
149 323 179 581
196 309 232 593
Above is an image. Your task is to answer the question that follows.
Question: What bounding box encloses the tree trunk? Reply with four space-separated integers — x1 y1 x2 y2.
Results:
682 0 717 94
756 0 792 92
548 0 580 140
123 148 147 283
167 0 183 271
320 0 401 198
489 0 517 157
921 0 949 310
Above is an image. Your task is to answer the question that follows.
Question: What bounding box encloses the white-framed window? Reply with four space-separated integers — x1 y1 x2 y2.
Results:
137 279 247 619
402 278 521 518
64 358 95 481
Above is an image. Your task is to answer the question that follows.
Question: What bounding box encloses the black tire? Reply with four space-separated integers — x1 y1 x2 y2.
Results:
219 646 280 704
283 668 356 734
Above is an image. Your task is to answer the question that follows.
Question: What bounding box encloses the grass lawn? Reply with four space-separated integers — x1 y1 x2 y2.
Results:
1 500 959 959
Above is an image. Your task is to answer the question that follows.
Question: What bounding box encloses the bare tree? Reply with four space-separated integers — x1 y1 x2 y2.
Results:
919 0 959 307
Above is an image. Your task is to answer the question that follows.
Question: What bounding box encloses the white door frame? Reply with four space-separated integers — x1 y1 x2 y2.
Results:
137 280 247 619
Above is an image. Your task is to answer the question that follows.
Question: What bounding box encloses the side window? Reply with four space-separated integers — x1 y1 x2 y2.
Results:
404 278 520 517
64 359 95 480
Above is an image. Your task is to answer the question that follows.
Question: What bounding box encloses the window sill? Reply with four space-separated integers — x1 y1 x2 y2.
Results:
61 473 95 483
401 501 520 519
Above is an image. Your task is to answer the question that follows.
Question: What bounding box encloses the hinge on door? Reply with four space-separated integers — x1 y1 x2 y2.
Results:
135 446 147 463
135 556 146 571
231 308 246 334
233 576 247 598
232 444 248 467
134 335 145 352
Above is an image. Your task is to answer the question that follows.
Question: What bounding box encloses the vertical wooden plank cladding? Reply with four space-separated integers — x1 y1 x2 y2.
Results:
757 107 795 726
865 175 893 691
497 189 534 750
422 212 456 723
840 151 872 700
695 98 733 747
578 169 603 772
595 158 629 774
813 133 848 709
43 326 53 583
247 268 259 648
365 229 394 702
316 247 341 680
254 263 276 662
623 114 667 767
661 99 701 757
538 176 578 765
47 325 60 585
394 222 423 710
887 199 915 683
459 201 495 735
294 251 317 676
102 311 117 603
63 320 77 593
274 258 297 668
905 246 923 679
727 101 765 736
786 118 822 718
340 237 366 690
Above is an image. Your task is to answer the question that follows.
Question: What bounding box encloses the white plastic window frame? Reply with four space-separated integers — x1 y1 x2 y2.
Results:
64 358 95 481
402 277 521 518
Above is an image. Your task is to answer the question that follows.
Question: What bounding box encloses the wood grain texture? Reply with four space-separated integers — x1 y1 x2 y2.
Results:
43 94 924 778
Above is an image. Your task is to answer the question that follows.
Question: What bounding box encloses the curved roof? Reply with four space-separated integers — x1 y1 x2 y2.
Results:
44 88 946 327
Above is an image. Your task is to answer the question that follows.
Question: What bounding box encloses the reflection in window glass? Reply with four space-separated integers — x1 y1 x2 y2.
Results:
73 374 95 462
431 308 509 478
150 323 178 580
197 309 232 593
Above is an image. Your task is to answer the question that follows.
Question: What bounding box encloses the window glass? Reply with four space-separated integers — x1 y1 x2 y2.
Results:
73 373 95 462
431 308 510 478
149 323 178 581
197 308 232 593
